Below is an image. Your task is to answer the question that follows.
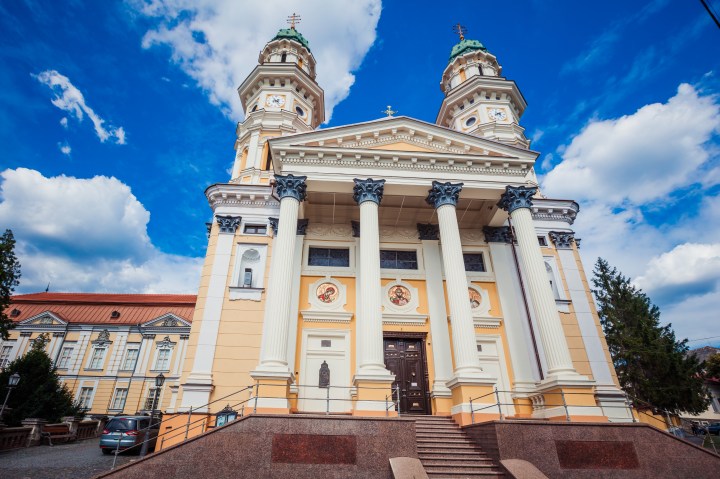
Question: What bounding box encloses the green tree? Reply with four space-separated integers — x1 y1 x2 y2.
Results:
0 229 21 340
592 258 708 414
705 353 720 379
0 335 82 426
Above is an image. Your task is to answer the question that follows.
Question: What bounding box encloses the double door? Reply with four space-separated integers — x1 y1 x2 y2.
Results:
383 337 429 415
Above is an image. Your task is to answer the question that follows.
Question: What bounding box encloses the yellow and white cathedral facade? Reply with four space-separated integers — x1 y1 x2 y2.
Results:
170 26 630 436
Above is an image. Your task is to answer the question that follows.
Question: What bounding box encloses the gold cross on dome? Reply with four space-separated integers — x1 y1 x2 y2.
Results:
382 105 397 117
453 23 467 41
287 13 301 29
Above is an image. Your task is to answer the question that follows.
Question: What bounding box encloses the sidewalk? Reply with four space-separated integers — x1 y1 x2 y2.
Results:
0 438 136 479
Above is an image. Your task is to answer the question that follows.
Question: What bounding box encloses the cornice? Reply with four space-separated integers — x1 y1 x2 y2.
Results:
205 183 279 210
530 198 580 225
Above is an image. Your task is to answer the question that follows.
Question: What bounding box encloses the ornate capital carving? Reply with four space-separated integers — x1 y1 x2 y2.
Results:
268 217 309 235
274 174 308 201
205 222 212 238
351 220 360 238
426 180 463 209
549 231 575 249
498 185 537 214
417 223 439 240
483 226 513 243
216 215 241 234
353 178 385 205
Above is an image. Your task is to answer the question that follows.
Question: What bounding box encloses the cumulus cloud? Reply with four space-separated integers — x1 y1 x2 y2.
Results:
543 84 720 204
128 0 381 121
0 168 202 294
542 83 720 341
58 142 71 156
34 70 127 144
59 117 68 128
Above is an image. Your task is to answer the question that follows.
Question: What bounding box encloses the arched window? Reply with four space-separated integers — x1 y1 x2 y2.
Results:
281 52 287 63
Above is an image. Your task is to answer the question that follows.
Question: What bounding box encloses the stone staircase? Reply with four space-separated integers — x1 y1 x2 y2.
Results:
414 416 504 478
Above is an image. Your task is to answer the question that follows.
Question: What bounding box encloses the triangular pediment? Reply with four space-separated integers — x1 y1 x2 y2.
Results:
141 313 191 329
19 311 67 327
269 115 538 162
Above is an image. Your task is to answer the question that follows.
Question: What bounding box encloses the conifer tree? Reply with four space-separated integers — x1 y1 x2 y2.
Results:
0 335 82 426
592 258 708 414
0 229 21 340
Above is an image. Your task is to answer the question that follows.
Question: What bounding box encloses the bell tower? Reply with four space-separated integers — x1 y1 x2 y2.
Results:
231 14 325 181
436 25 529 148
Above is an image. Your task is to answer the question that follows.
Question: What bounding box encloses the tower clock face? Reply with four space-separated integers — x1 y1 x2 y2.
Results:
488 108 507 121
265 95 286 107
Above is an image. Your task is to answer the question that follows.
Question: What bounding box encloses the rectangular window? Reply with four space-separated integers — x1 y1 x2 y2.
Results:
144 388 160 410
111 388 128 410
154 349 171 371
380 250 418 270
78 387 94 409
57 346 74 369
88 347 106 370
538 236 548 246
308 247 350 267
0 345 13 368
243 224 267 235
463 253 486 272
122 347 140 371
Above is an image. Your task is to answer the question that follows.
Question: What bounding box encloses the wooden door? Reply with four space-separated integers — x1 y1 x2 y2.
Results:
384 337 429 414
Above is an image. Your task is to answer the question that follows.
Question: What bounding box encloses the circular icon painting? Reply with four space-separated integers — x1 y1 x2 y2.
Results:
316 283 339 304
389 285 411 306
469 288 482 309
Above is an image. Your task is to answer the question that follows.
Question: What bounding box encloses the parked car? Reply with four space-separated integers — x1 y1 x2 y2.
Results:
99 416 159 455
707 422 720 435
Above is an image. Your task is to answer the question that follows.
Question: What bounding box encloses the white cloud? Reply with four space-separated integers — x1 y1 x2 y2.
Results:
58 142 71 156
542 83 720 342
59 117 68 128
129 0 381 121
34 70 127 144
0 168 202 294
543 84 720 204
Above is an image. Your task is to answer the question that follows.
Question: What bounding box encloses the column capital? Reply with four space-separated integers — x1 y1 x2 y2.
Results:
269 218 309 236
417 223 440 240
498 185 538 213
483 226 513 243
215 215 241 234
549 231 575 249
353 178 385 205
275 174 308 201
426 181 464 208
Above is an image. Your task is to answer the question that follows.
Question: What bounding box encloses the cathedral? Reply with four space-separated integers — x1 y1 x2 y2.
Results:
167 22 630 436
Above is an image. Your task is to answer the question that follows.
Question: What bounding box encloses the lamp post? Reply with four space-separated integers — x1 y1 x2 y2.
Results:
215 404 237 427
0 373 21 424
139 373 165 457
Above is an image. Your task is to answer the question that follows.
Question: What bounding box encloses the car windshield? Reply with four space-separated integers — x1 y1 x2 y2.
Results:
106 418 137 431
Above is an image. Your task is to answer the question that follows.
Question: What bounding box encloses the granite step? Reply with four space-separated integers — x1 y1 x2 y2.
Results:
419 454 494 463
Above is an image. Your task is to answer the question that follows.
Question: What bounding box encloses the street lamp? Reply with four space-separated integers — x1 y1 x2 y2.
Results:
215 404 237 427
0 373 21 423
139 373 165 457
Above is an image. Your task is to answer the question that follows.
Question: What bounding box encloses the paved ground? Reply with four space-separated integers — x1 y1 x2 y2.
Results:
0 438 140 479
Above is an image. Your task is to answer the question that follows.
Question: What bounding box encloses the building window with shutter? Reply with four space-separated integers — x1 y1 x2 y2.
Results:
154 348 171 371
87 347 106 370
57 346 74 369
122 347 140 371
78 387 94 409
111 388 128 410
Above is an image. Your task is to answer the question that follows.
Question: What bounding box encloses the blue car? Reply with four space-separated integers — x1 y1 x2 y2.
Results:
707 422 720 435
99 416 158 455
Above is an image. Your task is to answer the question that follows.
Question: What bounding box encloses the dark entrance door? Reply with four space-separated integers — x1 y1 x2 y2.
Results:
383 337 430 414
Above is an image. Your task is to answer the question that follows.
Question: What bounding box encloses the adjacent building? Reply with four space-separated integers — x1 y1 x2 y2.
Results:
1 293 195 417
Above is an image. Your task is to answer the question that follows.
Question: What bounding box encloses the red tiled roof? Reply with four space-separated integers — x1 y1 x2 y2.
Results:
7 293 196 325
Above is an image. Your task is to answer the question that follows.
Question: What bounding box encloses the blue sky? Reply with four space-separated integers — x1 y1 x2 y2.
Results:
1 0 719 345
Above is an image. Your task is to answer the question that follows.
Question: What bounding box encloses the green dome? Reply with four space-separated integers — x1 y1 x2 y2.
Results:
272 28 311 52
448 38 487 63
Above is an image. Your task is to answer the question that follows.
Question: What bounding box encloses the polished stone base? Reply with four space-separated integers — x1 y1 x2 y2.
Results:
96 414 418 479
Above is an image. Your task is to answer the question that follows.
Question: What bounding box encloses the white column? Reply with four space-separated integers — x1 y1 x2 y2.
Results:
485 229 539 391
252 175 307 379
353 179 392 378
421 237 453 396
427 181 488 381
499 186 580 381
286 230 306 376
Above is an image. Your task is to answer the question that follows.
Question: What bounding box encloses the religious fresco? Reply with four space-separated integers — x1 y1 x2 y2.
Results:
469 288 482 309
389 285 411 306
316 283 339 304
